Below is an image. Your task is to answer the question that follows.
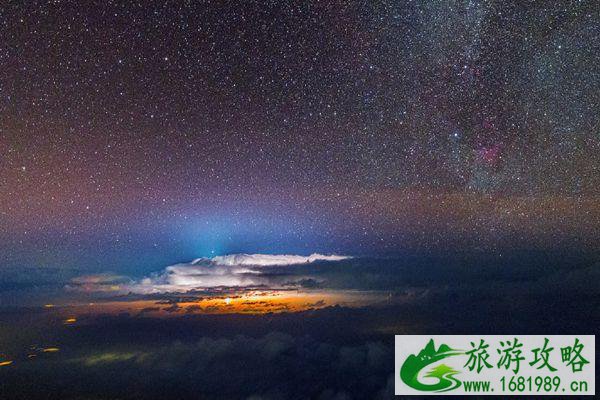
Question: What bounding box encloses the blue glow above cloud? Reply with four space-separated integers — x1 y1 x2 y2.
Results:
173 211 337 260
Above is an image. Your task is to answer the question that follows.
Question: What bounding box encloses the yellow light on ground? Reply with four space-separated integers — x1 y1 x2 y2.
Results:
42 348 60 353
64 318 77 324
0 361 13 367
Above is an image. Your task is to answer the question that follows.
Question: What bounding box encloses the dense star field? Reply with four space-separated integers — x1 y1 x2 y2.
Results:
0 1 599 399
2 0 599 272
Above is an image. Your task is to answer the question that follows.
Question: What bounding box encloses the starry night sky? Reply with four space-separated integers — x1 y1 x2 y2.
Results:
1 0 599 274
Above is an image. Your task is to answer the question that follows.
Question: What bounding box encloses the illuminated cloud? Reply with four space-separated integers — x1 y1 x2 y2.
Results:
71 253 351 294
205 253 350 266
132 253 350 293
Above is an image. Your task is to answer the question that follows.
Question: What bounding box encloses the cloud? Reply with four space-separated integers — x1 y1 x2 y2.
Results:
61 332 393 400
136 253 351 293
81 352 141 366
66 273 131 293
206 253 350 266
69 274 130 285
4 253 600 398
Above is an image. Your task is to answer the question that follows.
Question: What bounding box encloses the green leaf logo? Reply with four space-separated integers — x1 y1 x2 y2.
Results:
400 339 464 392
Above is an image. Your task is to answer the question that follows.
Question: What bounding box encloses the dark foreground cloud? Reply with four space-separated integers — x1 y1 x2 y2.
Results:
1 330 393 400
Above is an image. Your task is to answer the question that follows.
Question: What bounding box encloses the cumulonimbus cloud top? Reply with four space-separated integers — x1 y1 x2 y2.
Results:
77 253 352 294
195 253 350 267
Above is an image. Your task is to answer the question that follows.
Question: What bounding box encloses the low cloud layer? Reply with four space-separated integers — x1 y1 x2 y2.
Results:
1 329 393 400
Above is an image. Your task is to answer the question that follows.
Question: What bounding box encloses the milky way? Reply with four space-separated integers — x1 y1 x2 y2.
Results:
1 1 599 273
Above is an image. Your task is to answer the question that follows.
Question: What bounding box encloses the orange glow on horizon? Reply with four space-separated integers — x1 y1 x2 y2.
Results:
48 289 386 318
